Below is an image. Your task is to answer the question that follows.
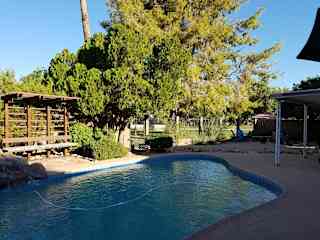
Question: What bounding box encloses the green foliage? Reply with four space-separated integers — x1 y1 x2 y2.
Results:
106 0 280 120
145 136 173 151
0 69 17 94
46 49 77 94
1 0 281 143
0 69 18 122
201 119 225 143
43 23 189 131
70 123 94 147
70 123 127 160
293 75 320 90
93 135 128 160
18 69 52 94
70 123 95 157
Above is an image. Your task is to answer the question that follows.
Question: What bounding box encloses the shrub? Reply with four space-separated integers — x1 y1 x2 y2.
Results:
93 136 128 160
70 123 94 147
145 137 173 152
71 123 128 160
70 123 95 157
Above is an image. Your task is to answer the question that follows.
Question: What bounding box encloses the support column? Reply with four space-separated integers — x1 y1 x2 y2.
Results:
46 106 51 157
303 104 308 159
275 101 282 167
63 106 69 156
27 105 32 144
4 101 9 148
27 105 32 160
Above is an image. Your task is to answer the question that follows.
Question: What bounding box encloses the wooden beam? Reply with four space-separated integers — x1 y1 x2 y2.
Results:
2 135 71 144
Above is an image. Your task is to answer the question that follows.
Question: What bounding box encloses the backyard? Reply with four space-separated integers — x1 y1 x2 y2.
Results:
1 1 320 240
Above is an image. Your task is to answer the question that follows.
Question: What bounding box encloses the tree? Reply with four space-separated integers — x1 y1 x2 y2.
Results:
18 69 52 94
293 75 320 91
105 0 280 122
228 44 281 129
44 23 189 138
46 49 77 95
0 69 17 122
0 69 16 95
80 0 91 41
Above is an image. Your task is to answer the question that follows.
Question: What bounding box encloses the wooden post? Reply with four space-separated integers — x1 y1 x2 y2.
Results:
63 106 69 156
176 116 180 131
46 106 51 157
27 105 32 145
27 105 32 160
144 117 150 136
199 116 204 134
4 100 9 148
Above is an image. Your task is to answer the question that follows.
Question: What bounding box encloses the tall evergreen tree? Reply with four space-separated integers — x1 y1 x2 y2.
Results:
105 0 280 120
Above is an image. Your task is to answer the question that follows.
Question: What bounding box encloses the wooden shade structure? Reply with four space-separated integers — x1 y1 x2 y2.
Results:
1 92 80 159
297 8 320 62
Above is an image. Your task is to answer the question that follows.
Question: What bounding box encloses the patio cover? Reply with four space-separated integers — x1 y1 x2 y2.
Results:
272 89 320 166
273 89 320 107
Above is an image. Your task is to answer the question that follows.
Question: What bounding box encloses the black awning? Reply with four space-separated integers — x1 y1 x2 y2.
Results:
297 8 320 62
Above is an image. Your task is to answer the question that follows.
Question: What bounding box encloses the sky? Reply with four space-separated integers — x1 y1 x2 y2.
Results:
0 0 319 88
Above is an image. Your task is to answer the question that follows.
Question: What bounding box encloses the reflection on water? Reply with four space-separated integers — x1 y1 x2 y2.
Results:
0 158 276 240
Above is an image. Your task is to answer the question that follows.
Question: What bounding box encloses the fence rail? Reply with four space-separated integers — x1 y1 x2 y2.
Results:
129 117 238 148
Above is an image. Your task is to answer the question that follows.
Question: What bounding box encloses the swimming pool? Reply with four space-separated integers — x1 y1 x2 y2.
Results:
0 155 280 240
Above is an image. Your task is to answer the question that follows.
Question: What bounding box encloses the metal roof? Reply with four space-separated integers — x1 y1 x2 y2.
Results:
297 8 320 62
272 88 320 106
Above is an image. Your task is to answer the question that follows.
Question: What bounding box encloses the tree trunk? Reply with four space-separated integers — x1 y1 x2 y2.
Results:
80 0 91 41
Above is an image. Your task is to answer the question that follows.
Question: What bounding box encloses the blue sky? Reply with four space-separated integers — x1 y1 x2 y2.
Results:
0 0 319 88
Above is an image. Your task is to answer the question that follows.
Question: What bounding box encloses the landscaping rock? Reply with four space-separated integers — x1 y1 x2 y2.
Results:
0 156 48 190
25 163 48 180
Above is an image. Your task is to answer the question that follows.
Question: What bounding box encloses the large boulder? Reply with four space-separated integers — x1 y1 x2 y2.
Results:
0 169 29 189
24 163 48 180
0 156 48 190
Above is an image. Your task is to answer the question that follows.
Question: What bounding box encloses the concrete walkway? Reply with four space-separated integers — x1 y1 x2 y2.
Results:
187 150 320 240
31 153 148 176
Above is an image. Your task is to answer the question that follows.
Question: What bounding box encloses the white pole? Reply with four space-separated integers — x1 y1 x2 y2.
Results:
145 118 150 136
303 104 308 146
275 101 282 167
303 104 308 159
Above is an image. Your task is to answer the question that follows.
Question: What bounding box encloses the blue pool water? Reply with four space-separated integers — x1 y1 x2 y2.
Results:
0 155 278 240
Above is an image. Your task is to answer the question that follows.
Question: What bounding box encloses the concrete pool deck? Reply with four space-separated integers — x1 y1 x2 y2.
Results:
30 152 149 176
186 146 320 240
31 142 320 240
